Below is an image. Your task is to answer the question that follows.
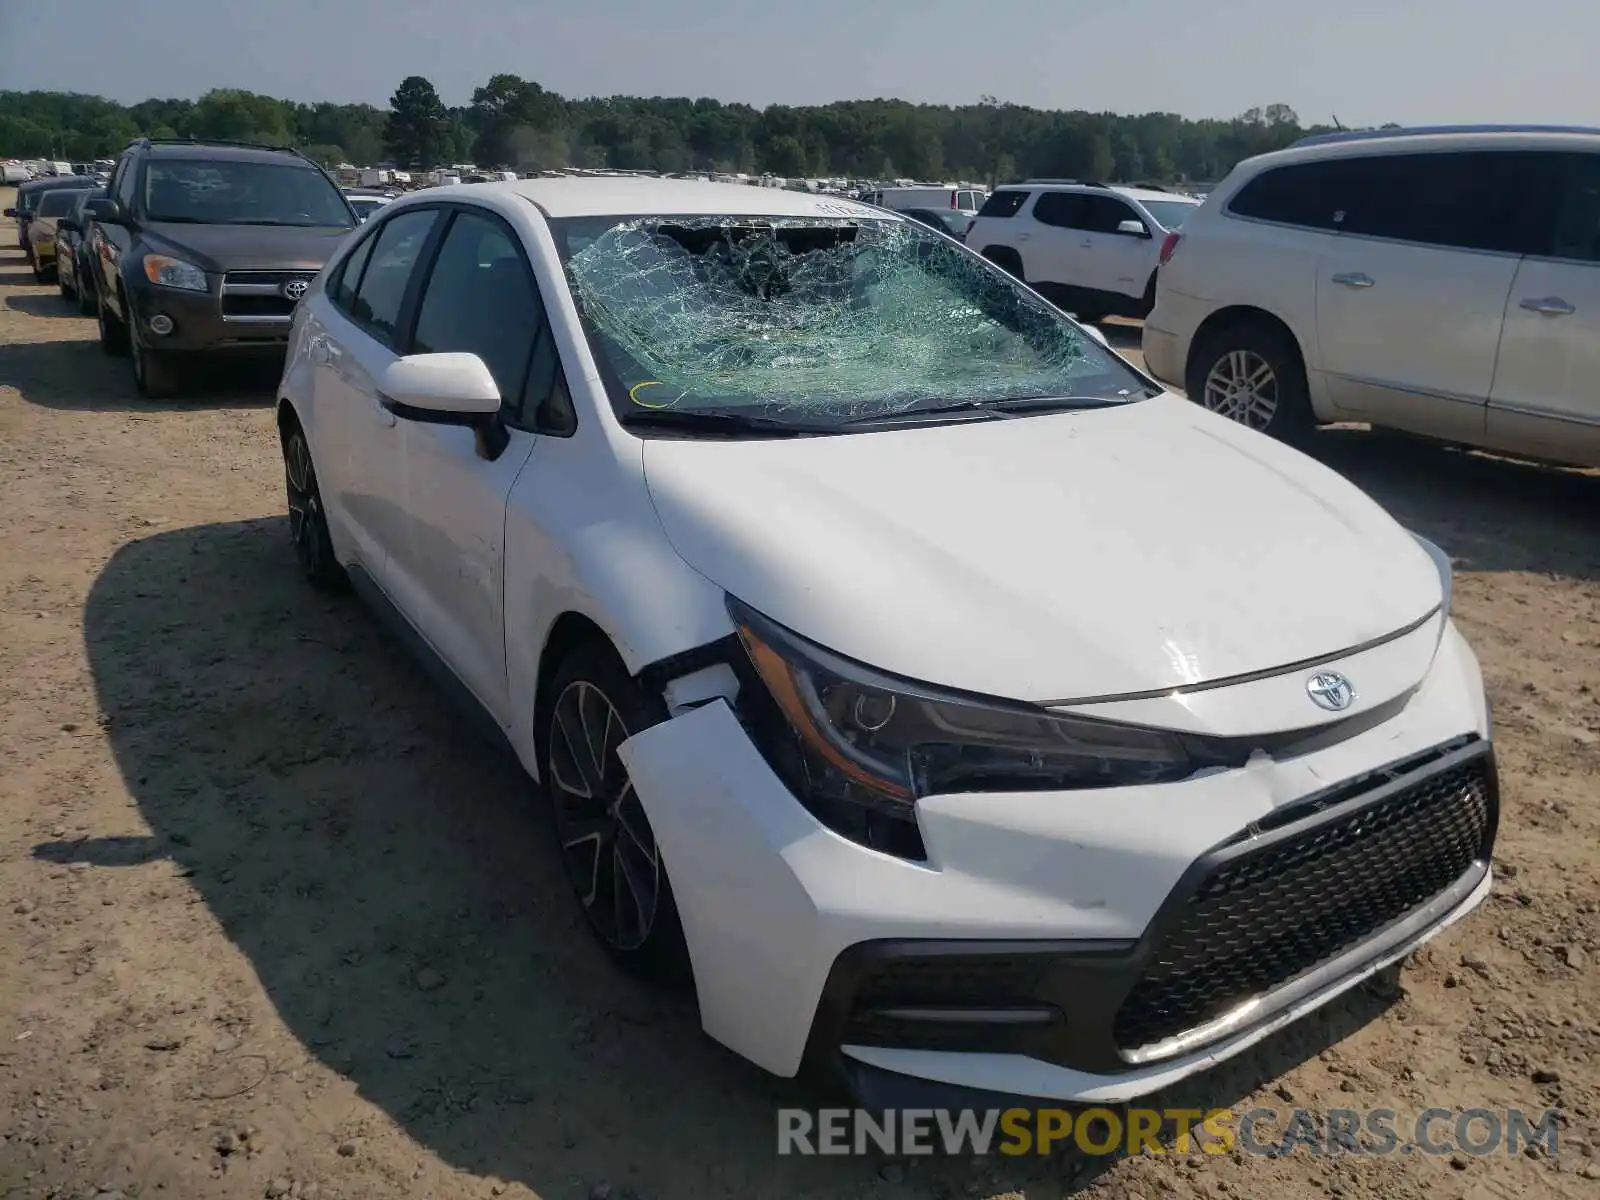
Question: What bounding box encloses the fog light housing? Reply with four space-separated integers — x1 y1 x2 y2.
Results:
147 313 174 336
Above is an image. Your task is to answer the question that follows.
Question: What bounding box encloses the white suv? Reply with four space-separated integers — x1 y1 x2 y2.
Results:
964 181 1201 322
1143 125 1600 465
276 177 1494 1105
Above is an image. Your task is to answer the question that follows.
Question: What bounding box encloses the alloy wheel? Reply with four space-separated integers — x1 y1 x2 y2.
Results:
284 433 324 577
548 680 661 952
1202 349 1279 430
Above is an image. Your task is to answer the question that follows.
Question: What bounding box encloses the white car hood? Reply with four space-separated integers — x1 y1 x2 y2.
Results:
641 395 1442 703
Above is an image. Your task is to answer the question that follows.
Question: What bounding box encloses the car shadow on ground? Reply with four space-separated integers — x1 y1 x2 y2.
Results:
51 515 1407 1197
1305 427 1600 581
1094 320 1144 353
6 291 83 318
0 336 279 411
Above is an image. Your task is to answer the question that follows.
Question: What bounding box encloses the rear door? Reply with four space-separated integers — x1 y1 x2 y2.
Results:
1023 191 1090 288
965 188 1032 263
1315 150 1542 441
1486 151 1600 462
314 206 444 582
390 205 543 722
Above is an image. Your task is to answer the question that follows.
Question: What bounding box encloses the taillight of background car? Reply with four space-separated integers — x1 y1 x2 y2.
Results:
1159 231 1183 266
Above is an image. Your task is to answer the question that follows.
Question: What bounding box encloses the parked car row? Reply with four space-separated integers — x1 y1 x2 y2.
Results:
264 173 1494 1109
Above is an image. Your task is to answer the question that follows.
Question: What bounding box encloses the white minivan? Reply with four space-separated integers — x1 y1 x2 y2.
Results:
864 185 988 216
276 177 1495 1105
1144 124 1600 465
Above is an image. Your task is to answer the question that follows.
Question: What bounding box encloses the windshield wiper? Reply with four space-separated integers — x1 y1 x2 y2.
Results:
618 408 843 438
843 394 1133 427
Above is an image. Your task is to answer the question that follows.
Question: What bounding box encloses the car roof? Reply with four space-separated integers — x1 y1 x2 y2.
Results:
1242 125 1600 174
443 176 896 220
143 143 318 167
18 176 96 192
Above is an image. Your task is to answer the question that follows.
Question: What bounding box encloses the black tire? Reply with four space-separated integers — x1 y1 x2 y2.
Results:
1186 320 1312 443
282 423 347 592
130 326 183 399
981 246 1025 280
97 292 129 356
30 251 49 285
77 274 96 317
58 268 74 300
1136 272 1158 319
539 639 691 985
1074 308 1108 326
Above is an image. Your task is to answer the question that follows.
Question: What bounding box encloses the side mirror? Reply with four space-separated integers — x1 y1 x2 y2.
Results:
2 208 15 218
1116 219 1151 238
377 353 509 460
86 197 126 225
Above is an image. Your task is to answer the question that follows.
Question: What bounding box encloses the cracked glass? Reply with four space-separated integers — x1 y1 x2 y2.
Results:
550 213 1151 430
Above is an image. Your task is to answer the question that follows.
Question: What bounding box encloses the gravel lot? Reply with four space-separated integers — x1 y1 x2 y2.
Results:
2 193 1598 1200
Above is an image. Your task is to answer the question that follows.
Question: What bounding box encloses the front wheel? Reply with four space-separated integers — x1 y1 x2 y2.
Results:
77 273 97 316
30 251 48 285
282 424 347 591
1187 322 1312 442
541 641 691 984
130 328 182 399
97 293 130 356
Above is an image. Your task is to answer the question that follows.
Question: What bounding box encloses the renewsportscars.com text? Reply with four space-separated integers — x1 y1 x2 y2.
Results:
777 1106 1560 1158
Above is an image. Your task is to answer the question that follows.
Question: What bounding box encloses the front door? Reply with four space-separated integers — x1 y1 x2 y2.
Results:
390 206 546 722
1313 149 1543 442
1486 151 1600 464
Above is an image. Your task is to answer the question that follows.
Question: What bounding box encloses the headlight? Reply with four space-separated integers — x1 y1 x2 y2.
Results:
726 596 1199 858
1410 532 1453 618
142 255 208 292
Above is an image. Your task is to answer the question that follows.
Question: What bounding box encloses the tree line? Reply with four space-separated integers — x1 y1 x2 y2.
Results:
0 79 1361 185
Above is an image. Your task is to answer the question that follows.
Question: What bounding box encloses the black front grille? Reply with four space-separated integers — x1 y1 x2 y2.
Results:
1114 753 1494 1054
221 293 296 318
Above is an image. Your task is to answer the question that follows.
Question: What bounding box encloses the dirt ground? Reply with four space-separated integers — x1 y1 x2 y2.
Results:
1 191 1597 1200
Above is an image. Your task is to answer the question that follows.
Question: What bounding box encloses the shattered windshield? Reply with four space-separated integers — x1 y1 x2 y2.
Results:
550 213 1151 431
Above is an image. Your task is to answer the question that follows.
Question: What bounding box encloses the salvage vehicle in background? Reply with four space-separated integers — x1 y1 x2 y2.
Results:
5 174 95 250
52 186 105 311
1144 125 1600 466
275 177 1496 1106
965 181 1200 322
86 137 357 399
24 183 94 283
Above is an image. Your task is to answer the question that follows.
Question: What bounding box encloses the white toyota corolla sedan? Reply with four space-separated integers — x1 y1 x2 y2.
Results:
275 177 1498 1105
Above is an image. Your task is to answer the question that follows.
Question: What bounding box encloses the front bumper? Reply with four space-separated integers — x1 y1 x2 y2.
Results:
616 622 1495 1103
126 279 299 354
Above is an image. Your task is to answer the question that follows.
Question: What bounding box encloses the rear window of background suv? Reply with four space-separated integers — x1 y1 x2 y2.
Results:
977 190 1030 218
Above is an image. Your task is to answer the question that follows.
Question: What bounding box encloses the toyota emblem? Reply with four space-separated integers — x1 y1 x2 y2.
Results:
1306 671 1355 712
282 278 309 301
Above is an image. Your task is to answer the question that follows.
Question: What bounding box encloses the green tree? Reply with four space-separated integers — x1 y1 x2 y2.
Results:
384 75 448 168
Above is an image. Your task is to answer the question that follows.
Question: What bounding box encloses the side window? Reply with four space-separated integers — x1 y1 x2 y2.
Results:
977 189 1029 218
329 228 377 315
1334 151 1545 254
411 209 558 425
1031 192 1088 229
1079 196 1139 234
957 190 980 211
114 155 138 211
1227 160 1348 230
1544 153 1600 263
349 208 440 344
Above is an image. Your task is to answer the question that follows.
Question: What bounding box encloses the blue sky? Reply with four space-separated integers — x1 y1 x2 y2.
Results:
2 0 1596 125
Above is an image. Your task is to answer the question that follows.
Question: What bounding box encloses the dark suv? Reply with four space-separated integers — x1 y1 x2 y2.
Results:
86 138 357 398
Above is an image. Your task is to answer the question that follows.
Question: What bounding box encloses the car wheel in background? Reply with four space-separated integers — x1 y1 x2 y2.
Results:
130 328 182 399
1187 320 1312 442
97 294 129 356
980 246 1025 280
281 423 347 591
77 274 96 317
58 267 74 301
30 251 48 285
540 639 691 985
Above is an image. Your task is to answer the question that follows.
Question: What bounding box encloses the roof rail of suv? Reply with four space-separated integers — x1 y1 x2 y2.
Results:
1019 179 1110 188
126 136 314 162
1293 124 1600 149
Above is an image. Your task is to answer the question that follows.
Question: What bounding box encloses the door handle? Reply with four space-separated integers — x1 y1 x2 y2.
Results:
1520 296 1575 317
1331 272 1375 289
1080 240 1094 248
